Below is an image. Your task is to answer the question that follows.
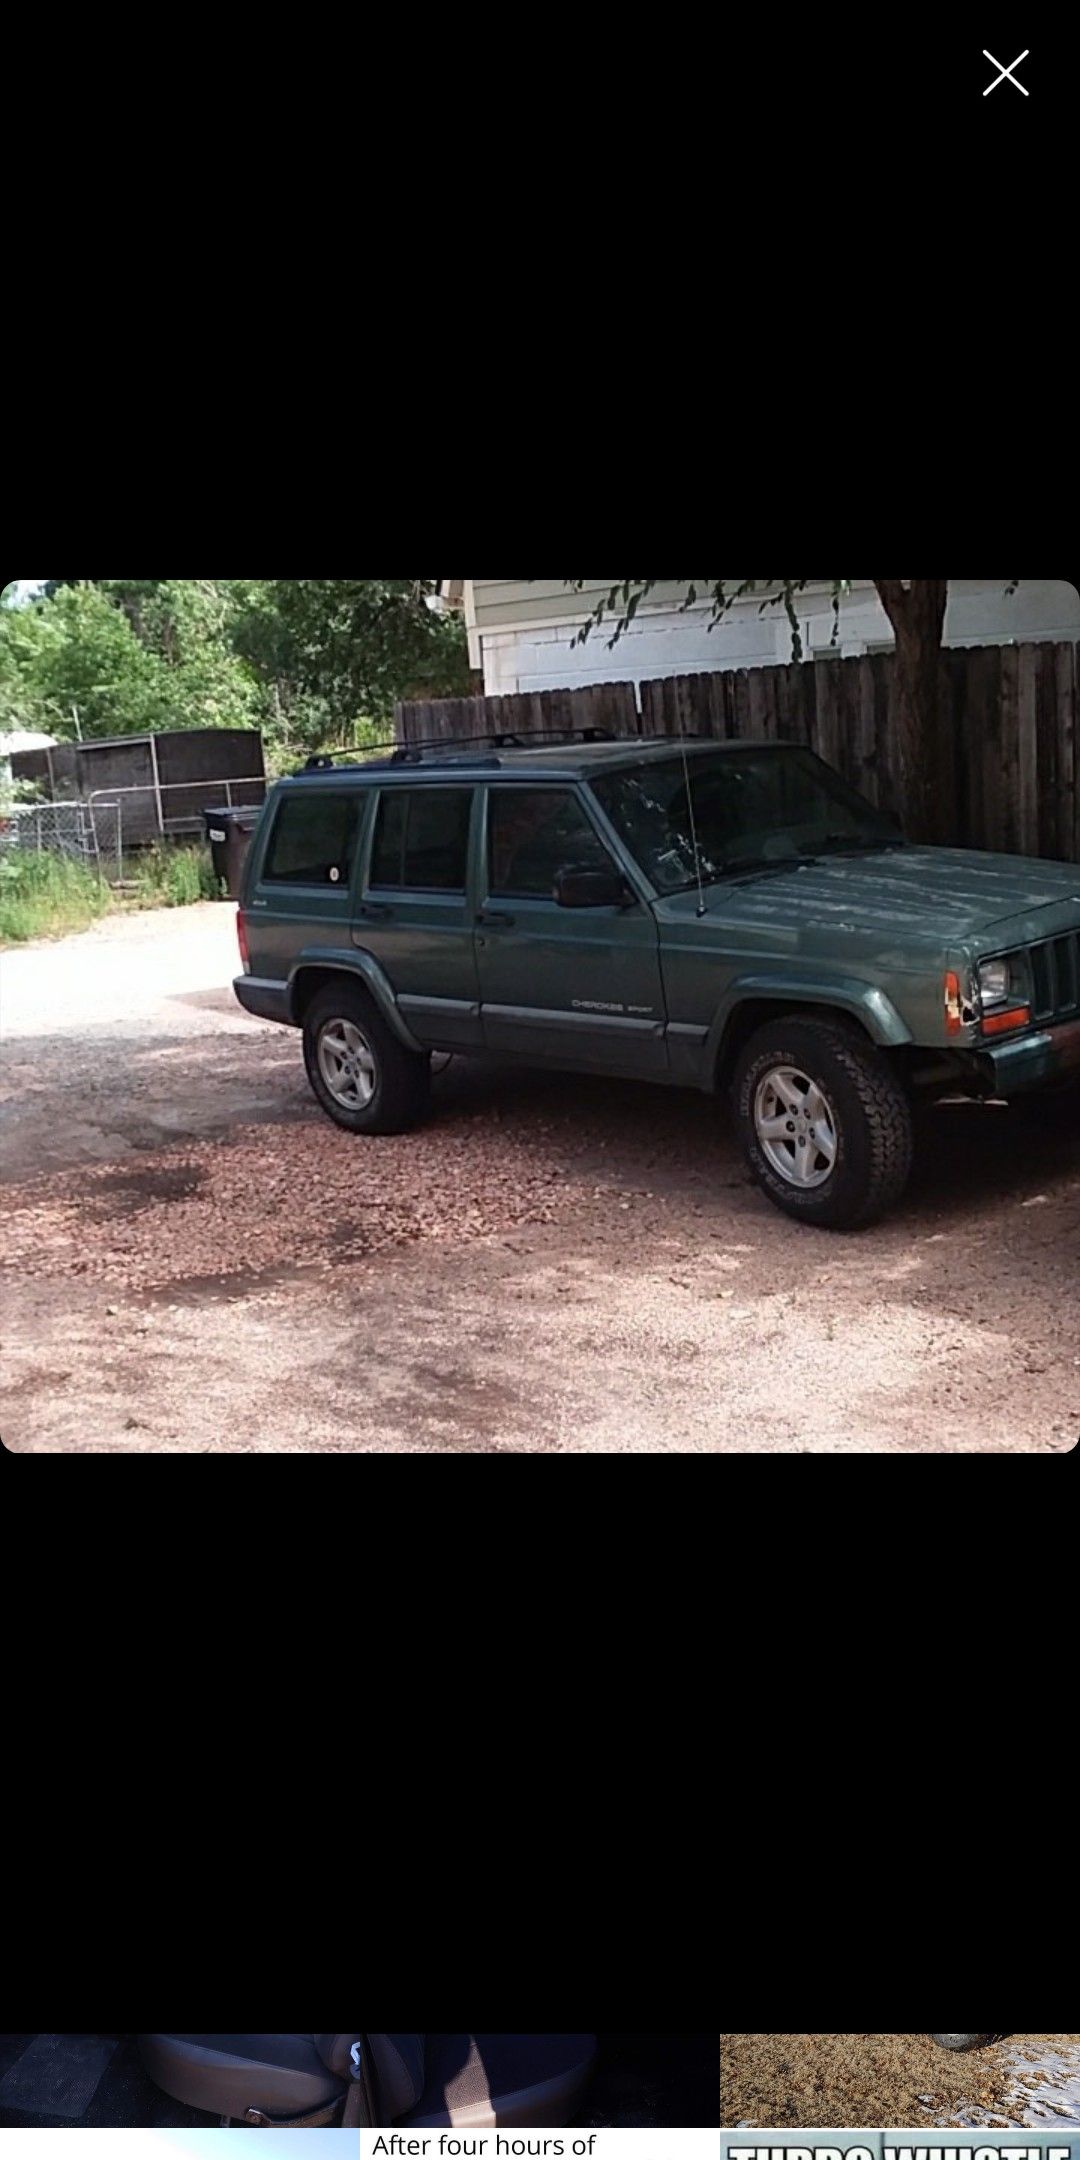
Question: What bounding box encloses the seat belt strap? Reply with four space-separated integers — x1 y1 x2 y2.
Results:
341 2036 378 2126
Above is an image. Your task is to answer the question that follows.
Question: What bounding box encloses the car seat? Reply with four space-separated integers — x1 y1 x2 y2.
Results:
137 2033 597 2127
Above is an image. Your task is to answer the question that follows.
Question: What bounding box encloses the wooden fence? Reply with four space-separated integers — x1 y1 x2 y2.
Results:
396 641 1079 862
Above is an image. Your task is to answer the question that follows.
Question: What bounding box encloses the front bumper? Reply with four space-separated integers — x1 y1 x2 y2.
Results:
976 1014 1080 1094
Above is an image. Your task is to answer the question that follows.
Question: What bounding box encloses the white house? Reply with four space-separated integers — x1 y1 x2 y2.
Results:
452 580 1080 699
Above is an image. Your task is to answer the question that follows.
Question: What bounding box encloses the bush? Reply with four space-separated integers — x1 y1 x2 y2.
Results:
0 849 111 942
133 843 221 907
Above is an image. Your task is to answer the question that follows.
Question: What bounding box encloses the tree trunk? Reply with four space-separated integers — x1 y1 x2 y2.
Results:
874 579 949 842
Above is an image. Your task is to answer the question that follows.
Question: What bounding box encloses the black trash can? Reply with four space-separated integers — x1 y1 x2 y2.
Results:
203 804 262 899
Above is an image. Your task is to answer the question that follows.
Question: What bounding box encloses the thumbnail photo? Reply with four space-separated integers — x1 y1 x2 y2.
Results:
719 2034 1080 2128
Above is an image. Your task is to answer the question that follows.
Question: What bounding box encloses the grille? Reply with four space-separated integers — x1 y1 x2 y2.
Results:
1028 930 1080 1022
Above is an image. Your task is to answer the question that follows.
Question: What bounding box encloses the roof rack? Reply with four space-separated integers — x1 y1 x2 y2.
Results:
296 724 631 774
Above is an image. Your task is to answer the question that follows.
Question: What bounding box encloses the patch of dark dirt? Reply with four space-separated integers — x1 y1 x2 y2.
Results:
89 1162 207 1212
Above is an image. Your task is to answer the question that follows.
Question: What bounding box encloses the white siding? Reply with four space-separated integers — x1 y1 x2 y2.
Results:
466 580 1080 697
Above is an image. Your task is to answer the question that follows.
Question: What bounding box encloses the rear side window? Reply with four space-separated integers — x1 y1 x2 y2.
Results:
370 787 472 891
263 791 360 885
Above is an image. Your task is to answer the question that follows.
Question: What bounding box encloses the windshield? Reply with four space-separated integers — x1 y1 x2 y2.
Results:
589 746 900 894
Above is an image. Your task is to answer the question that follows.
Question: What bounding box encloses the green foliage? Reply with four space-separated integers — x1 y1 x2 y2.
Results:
0 579 469 758
132 842 221 907
0 848 110 943
229 579 471 759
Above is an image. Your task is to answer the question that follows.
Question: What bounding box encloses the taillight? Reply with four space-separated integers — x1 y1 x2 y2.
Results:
236 909 250 971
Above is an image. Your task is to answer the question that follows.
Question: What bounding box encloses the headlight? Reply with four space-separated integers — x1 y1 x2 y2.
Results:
977 957 1012 1004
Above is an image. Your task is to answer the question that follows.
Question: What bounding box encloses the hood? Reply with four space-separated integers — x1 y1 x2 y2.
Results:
673 846 1080 945
652 842 1080 963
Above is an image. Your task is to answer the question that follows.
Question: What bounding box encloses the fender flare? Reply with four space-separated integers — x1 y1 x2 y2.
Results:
286 946 426 1053
707 972 913 1072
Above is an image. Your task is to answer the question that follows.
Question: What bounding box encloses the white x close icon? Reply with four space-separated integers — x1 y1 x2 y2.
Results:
983 47 1030 93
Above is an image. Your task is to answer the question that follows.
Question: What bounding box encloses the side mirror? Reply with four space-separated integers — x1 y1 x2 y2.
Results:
554 862 630 908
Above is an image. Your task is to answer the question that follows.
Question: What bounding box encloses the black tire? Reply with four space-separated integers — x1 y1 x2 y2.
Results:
732 1014 914 1229
930 2036 994 2051
302 981 431 1135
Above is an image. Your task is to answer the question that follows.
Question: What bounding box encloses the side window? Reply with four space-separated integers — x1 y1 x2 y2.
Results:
263 791 360 884
489 788 610 898
369 787 472 891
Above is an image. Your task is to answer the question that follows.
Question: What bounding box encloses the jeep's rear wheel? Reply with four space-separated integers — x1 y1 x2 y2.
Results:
302 983 431 1135
930 2036 994 2051
732 1015 913 1229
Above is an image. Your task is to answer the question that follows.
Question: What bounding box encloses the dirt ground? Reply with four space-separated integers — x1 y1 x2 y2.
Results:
2 904 1079 1452
719 2034 1080 2128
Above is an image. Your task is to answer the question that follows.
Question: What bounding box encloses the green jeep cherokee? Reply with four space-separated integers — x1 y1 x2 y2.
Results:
233 738 1080 1229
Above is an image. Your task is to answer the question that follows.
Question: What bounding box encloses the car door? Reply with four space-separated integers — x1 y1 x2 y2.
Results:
475 781 668 1074
351 781 483 1049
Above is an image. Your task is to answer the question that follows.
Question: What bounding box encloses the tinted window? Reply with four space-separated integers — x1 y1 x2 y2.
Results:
590 749 897 893
370 787 472 891
489 788 610 897
263 791 360 884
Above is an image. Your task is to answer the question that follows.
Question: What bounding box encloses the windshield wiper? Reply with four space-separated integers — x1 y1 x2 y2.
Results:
715 854 805 879
801 832 903 856
664 835 901 892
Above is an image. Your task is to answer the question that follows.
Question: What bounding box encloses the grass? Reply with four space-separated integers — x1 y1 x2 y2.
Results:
131 843 222 907
0 841 222 943
0 849 113 943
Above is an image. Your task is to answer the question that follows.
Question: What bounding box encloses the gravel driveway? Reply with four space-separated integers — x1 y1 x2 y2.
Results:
2 903 1078 1452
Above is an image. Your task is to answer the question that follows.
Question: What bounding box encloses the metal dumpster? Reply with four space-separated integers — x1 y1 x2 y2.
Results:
203 805 262 899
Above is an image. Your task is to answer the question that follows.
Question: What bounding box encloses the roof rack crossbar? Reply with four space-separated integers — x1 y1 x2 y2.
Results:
292 723 646 772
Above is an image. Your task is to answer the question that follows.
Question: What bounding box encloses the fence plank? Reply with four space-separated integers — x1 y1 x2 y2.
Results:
970 645 998 850
814 656 841 774
1010 644 1035 854
1034 640 1059 858
732 669 750 739
853 657 877 804
748 664 769 742
1055 640 1078 863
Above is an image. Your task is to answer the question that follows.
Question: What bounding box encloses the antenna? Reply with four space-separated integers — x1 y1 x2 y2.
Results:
678 724 708 918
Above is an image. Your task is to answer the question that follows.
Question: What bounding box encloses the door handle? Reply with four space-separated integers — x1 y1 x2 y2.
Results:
477 908 515 927
357 900 393 919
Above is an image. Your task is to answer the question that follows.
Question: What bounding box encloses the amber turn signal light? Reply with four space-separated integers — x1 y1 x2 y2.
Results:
981 1003 1031 1036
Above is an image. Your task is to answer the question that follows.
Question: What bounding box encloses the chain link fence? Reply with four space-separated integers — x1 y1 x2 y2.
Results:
0 798 123 876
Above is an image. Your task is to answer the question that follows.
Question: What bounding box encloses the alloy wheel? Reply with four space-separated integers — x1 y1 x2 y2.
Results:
318 1017 377 1109
754 1063 838 1187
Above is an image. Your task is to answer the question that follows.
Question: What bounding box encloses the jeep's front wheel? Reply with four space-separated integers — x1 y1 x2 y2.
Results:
732 1015 913 1229
302 983 431 1135
930 2036 994 2051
